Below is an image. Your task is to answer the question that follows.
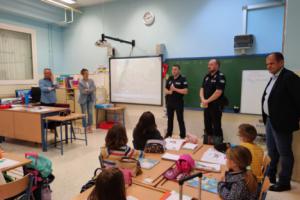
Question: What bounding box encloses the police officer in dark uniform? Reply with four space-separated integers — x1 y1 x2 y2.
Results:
165 64 188 139
200 59 226 145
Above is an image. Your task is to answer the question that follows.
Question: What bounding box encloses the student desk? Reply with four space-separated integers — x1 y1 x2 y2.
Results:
133 153 175 187
0 106 68 151
44 113 87 155
0 153 31 172
73 144 224 200
72 183 167 200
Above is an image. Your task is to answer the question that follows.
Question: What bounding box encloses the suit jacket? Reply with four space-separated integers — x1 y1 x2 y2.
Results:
78 79 96 104
262 68 300 133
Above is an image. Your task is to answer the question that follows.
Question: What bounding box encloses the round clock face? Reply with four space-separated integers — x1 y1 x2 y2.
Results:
143 11 155 26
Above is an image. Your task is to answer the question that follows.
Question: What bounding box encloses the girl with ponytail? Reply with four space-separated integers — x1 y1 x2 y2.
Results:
218 145 258 200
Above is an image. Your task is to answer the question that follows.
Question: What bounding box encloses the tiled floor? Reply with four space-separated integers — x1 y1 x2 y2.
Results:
1 128 299 200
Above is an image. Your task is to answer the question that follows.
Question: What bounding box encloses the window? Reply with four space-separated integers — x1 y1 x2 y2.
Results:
0 23 38 85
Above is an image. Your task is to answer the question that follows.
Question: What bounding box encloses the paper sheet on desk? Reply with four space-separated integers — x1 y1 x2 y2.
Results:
0 158 20 170
201 148 226 165
161 153 180 161
165 138 185 151
162 191 191 200
28 107 51 112
127 196 138 200
182 143 198 150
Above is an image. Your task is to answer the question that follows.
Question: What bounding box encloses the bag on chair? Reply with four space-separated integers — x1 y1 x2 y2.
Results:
80 168 103 193
118 157 142 177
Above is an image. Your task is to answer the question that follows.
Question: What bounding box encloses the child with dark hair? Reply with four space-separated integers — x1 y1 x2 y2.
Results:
88 168 126 200
238 123 264 182
133 111 163 150
218 146 258 200
100 124 143 168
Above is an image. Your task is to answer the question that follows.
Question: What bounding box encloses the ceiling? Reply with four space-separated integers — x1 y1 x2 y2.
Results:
61 0 115 7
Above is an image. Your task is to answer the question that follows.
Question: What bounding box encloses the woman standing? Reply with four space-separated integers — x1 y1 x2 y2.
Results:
78 68 96 132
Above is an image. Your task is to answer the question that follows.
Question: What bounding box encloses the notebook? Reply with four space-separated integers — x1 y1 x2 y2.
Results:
160 190 192 200
195 161 221 172
186 176 219 194
139 158 160 169
165 138 185 151
201 148 226 165
0 158 20 170
182 143 198 150
161 153 180 161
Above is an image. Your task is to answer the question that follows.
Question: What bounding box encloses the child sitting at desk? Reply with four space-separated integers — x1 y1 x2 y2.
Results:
132 111 163 150
238 123 264 182
88 168 126 200
218 146 258 200
100 124 143 168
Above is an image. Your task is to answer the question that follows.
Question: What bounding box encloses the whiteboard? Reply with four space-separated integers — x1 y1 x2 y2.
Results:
109 56 162 105
240 70 271 114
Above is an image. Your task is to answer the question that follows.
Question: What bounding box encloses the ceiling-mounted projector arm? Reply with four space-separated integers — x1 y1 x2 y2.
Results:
101 34 135 47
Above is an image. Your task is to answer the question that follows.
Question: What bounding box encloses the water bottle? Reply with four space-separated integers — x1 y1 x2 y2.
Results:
25 93 30 106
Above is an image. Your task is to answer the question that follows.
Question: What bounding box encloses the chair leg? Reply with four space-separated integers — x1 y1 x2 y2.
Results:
71 121 76 141
84 125 87 146
65 122 68 144
60 123 63 155
54 128 58 147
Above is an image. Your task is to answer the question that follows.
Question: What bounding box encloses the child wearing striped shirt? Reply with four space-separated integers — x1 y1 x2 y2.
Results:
100 124 143 168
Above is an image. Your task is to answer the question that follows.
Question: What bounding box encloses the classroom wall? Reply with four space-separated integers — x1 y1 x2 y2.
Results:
0 0 65 96
62 0 284 74
284 0 300 71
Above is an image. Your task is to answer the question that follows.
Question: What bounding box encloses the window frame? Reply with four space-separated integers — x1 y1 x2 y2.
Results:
0 23 38 85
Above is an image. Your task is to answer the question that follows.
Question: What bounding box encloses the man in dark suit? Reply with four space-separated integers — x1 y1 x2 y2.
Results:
262 52 300 192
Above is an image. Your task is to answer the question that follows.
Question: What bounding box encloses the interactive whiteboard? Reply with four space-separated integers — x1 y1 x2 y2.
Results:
109 56 162 105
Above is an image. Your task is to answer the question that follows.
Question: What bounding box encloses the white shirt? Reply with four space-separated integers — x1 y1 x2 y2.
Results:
263 68 283 116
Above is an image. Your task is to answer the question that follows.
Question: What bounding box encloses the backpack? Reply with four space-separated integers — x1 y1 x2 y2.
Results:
25 152 52 178
164 154 195 180
24 152 55 200
144 139 165 153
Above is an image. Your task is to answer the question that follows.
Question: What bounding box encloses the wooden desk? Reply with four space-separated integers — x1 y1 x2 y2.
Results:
95 105 126 127
72 144 224 200
44 113 87 155
72 183 167 200
0 153 31 172
133 153 175 187
0 106 68 151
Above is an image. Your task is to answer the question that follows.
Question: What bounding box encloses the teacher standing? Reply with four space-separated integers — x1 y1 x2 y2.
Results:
262 52 300 192
78 68 96 133
165 64 188 139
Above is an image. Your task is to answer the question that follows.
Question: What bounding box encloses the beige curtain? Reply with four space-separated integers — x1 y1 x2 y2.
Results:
0 28 33 80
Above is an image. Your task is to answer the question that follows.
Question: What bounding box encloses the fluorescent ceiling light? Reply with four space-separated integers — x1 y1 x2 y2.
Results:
41 0 82 13
61 0 76 4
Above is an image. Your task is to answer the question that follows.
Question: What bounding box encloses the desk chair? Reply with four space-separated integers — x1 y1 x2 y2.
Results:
98 155 105 168
0 174 33 200
259 176 270 200
262 155 271 177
